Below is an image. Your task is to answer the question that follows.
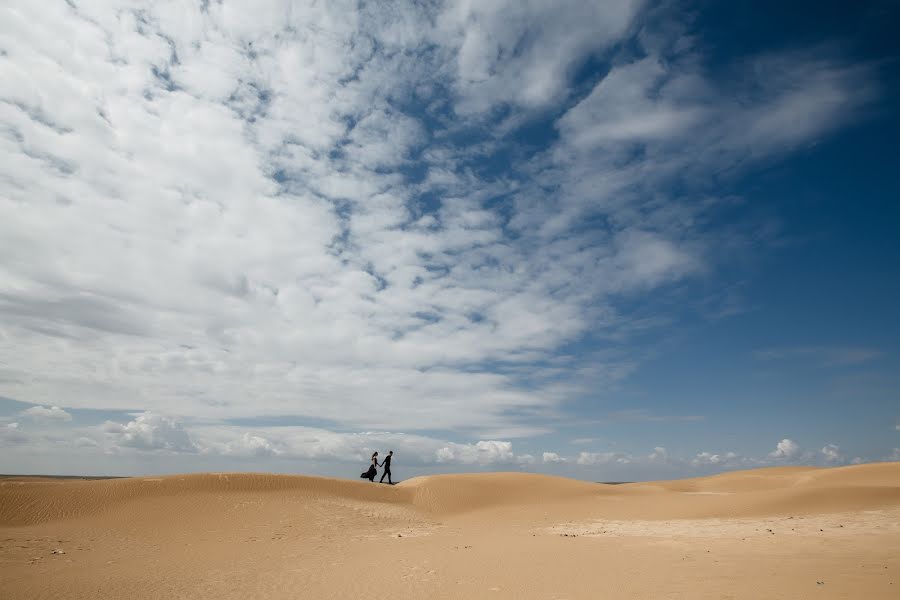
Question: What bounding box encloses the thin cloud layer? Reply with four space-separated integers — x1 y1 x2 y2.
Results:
21 405 73 422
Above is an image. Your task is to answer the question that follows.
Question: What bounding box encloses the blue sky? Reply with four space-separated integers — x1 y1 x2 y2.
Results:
1 0 898 479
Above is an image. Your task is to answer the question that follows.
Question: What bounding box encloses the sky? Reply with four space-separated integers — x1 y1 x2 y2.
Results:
1 0 898 480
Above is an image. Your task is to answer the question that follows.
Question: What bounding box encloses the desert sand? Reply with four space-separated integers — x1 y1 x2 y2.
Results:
2 463 899 599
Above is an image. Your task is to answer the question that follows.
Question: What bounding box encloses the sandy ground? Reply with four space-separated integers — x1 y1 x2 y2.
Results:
1 463 898 599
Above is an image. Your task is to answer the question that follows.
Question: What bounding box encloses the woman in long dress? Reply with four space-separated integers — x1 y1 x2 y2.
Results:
360 451 378 482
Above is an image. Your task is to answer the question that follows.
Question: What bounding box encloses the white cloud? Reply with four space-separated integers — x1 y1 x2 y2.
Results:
102 413 198 453
542 451 566 464
545 45 875 240
516 454 536 466
691 451 740 467
435 440 517 466
437 0 639 114
21 405 72 422
196 426 405 464
576 451 632 466
221 432 283 458
647 447 669 462
820 444 842 464
558 48 875 162
769 438 800 460
558 57 702 148
5 410 897 477
83 416 537 467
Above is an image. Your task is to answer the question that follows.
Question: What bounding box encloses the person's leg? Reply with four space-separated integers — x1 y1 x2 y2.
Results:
380 470 386 483
387 468 392 484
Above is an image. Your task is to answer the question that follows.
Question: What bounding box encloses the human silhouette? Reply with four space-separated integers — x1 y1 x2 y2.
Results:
379 450 393 484
360 451 378 482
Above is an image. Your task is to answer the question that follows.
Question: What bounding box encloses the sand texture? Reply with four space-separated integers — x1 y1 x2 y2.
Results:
2 463 899 599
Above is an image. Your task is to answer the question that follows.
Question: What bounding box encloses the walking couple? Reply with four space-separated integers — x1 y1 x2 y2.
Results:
360 450 394 484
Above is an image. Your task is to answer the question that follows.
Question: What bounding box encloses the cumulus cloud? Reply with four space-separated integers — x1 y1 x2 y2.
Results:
542 452 566 464
647 447 669 462
576 451 632 466
102 413 198 453
435 440 518 466
691 451 740 467
769 439 800 460
516 454 536 466
4 405 892 477
820 444 842 464
21 405 72 422
84 416 537 467
221 433 283 458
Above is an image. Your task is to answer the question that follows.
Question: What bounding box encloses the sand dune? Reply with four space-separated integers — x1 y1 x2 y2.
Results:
0 473 408 527
2 463 898 599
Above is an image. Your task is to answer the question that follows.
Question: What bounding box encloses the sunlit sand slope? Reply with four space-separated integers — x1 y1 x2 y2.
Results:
2 463 898 599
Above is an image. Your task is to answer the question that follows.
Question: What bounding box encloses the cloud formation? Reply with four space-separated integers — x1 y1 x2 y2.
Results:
769 439 801 460
21 405 72 422
576 451 633 466
691 451 741 467
647 447 669 462
0 1 882 474
820 444 842 464
542 452 566 464
102 413 198 453
0 402 881 478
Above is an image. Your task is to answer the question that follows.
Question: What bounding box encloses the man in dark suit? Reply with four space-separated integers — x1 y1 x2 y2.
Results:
379 450 394 484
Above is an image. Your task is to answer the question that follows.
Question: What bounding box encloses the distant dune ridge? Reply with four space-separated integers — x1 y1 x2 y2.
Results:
3 463 899 525
2 463 899 599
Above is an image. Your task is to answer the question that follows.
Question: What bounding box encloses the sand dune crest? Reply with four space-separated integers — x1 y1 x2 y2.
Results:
3 463 899 526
